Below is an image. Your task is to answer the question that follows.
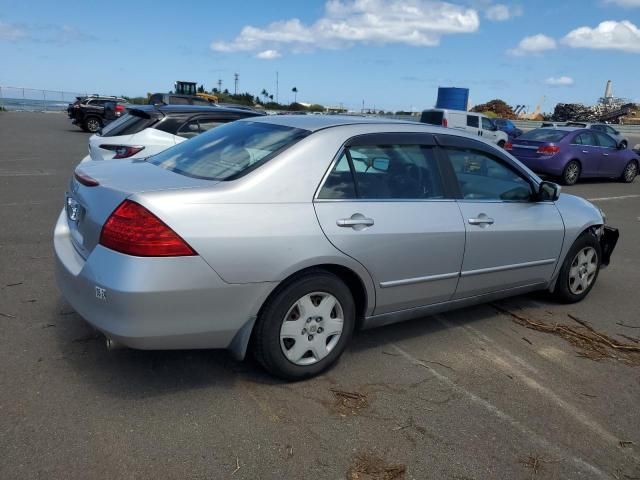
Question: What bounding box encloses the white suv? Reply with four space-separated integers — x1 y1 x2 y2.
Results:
420 109 509 147
80 105 262 163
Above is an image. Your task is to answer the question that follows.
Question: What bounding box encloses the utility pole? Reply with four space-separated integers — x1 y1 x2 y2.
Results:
276 71 279 104
234 73 239 95
362 99 365 114
217 79 222 92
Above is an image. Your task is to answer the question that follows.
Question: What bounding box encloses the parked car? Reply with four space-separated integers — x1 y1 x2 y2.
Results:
493 118 523 138
541 122 566 128
80 105 263 163
148 93 213 106
420 109 509 147
506 127 639 185
55 116 618 380
564 122 629 149
68 96 129 133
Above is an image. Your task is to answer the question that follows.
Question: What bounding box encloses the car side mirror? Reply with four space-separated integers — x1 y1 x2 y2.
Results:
538 181 561 201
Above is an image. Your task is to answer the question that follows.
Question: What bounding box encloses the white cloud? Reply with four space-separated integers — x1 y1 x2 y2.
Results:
604 0 640 6
545 76 574 86
255 49 281 59
211 0 480 55
485 4 523 21
0 21 27 41
507 34 556 55
562 20 640 53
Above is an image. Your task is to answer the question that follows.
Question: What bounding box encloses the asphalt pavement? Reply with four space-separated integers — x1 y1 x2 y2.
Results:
1 112 639 479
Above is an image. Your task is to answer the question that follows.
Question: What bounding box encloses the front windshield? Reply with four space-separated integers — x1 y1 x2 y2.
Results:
148 121 310 181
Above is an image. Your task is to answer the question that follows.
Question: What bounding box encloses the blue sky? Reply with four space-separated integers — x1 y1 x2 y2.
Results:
1 0 638 112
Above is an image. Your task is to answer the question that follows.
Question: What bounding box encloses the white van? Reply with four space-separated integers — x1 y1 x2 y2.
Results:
420 109 508 147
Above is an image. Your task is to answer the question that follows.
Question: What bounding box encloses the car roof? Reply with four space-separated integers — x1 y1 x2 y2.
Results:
131 104 259 115
240 114 422 132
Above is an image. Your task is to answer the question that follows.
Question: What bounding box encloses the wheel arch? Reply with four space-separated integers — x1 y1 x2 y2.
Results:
228 261 374 361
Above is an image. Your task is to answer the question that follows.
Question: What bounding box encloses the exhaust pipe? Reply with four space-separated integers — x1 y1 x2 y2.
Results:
105 338 126 351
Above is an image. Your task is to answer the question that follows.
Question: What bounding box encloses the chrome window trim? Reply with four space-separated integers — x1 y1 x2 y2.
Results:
460 258 556 277
380 272 459 289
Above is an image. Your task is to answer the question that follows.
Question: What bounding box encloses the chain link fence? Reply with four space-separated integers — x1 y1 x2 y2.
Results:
0 86 90 112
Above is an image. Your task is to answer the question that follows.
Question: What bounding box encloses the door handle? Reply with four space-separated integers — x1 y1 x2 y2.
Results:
603 153 609 156
337 213 374 229
468 216 495 226
582 150 589 154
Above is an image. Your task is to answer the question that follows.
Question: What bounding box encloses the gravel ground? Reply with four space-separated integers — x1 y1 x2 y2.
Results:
1 112 639 480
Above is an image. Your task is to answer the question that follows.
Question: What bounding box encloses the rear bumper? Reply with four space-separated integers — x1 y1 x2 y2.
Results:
599 226 619 267
53 210 274 350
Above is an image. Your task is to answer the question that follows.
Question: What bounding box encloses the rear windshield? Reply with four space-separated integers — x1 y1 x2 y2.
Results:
519 129 568 142
100 112 158 137
420 111 443 125
148 121 310 181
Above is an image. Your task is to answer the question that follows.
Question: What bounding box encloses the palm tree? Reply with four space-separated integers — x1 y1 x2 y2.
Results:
260 89 269 104
292 87 298 103
269 94 274 102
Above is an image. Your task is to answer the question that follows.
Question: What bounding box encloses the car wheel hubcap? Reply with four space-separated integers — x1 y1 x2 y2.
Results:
280 292 344 366
568 247 598 295
625 163 637 181
566 164 579 183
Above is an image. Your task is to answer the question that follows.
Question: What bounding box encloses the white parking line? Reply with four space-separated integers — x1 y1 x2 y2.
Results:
390 343 609 479
587 194 640 202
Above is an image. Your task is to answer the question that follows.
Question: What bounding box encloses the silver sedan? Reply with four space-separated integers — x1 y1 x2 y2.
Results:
54 116 619 379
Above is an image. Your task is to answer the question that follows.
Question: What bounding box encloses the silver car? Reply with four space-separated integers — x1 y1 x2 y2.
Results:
54 116 619 379
564 122 629 149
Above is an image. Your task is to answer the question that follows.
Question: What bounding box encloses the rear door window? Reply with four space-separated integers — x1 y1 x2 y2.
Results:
176 120 201 139
318 144 444 200
466 115 479 128
572 132 598 146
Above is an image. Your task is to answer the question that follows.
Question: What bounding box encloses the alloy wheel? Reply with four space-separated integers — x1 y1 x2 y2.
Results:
279 292 344 366
87 119 100 132
624 162 637 182
565 162 580 185
568 247 598 295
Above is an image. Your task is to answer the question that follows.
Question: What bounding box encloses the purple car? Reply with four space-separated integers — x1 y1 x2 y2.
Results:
506 128 639 185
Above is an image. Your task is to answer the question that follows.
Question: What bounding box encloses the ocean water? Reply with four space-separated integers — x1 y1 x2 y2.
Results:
0 97 72 112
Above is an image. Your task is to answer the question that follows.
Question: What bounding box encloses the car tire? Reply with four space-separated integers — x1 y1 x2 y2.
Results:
620 160 638 183
561 160 581 186
552 231 601 304
498 140 506 149
252 270 356 380
84 117 101 133
620 141 627 150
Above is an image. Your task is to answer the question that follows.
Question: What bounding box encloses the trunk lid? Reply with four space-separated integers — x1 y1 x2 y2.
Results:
510 139 547 159
65 160 216 258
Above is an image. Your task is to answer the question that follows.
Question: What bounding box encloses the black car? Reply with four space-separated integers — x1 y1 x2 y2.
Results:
68 96 128 133
148 93 213 106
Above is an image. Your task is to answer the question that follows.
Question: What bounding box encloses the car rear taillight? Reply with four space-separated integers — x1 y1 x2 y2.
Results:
115 104 126 112
99 200 196 257
537 145 561 155
504 142 513 151
442 118 448 128
99 144 145 159
74 170 99 187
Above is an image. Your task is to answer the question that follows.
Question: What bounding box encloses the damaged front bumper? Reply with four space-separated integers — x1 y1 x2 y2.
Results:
598 225 619 267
